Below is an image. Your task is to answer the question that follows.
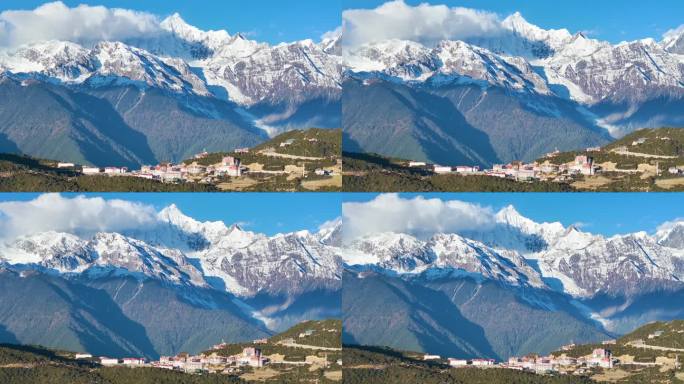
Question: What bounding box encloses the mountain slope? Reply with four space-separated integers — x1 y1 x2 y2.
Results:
343 76 610 166
0 76 265 167
342 271 609 360
0 205 343 357
344 12 684 164
0 14 341 165
340 206 684 358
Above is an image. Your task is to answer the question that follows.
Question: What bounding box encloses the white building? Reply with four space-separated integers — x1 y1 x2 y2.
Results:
57 162 75 168
104 167 126 174
122 357 146 366
408 161 426 167
588 348 613 368
183 360 205 372
448 358 469 367
82 166 101 175
187 164 207 175
238 347 267 367
279 139 295 147
75 353 92 359
540 164 559 174
100 357 119 366
471 359 495 366
217 165 241 177
454 166 478 174
433 166 452 174
632 138 647 146
515 169 537 180
570 155 595 176
423 354 441 360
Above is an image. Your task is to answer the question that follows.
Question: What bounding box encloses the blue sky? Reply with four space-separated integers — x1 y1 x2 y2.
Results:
344 0 684 43
0 0 342 44
343 193 684 236
0 193 341 235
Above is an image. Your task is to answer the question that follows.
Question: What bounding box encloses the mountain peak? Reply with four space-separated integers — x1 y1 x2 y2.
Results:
158 204 195 226
160 12 193 32
503 11 528 26
496 205 525 222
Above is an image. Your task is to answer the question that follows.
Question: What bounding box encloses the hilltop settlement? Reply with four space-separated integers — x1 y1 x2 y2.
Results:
0 320 342 384
0 128 341 192
344 320 684 384
344 127 684 192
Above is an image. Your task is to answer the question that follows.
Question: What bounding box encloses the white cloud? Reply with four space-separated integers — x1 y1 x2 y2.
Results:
0 1 163 47
342 194 495 241
321 26 342 41
318 217 342 232
656 218 684 235
0 194 158 240
663 24 684 40
342 0 503 48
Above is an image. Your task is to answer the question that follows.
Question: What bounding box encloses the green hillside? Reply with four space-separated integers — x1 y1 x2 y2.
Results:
343 345 591 384
268 319 341 348
253 128 341 158
206 319 341 361
618 320 684 349
0 319 343 384
343 152 574 192
0 128 342 192
549 319 684 383
605 128 684 157
187 129 341 167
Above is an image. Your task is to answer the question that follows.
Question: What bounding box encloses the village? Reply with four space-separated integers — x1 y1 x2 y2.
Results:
56 150 335 185
408 152 597 182
429 329 684 379
406 139 684 183
70 325 343 380
425 346 619 377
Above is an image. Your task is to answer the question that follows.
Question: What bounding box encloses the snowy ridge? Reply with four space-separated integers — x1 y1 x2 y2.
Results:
346 11 684 114
347 39 550 95
343 206 684 299
0 205 344 299
344 231 545 289
0 41 210 96
0 13 342 109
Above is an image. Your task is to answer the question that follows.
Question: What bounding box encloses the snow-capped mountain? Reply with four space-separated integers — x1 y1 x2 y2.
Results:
1 231 208 288
345 231 545 288
342 206 684 354
0 40 211 95
346 12 684 138
346 12 684 106
0 205 343 299
0 14 342 114
348 39 550 95
0 13 341 166
0 13 341 111
342 205 684 300
0 205 342 356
